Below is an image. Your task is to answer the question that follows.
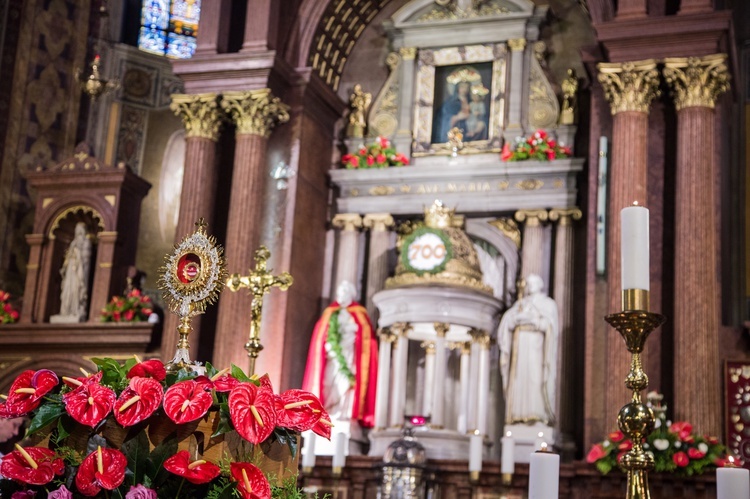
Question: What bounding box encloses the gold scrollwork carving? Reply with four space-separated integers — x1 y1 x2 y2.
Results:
170 93 223 141
48 205 105 237
399 47 417 60
434 322 450 337
488 218 521 248
221 89 290 138
515 179 544 191
663 54 730 111
331 213 363 232
597 59 660 115
507 38 527 52
369 185 396 196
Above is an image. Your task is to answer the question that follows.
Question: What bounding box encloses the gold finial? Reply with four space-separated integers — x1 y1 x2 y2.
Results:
226 246 293 374
447 127 464 155
424 200 456 229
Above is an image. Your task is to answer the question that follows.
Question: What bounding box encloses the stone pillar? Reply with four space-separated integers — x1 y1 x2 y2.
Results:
515 209 549 285
663 54 729 436
457 342 471 434
548 207 583 441
389 323 411 428
162 93 223 359
374 327 396 430
89 231 118 323
394 47 417 155
471 329 491 435
467 338 480 431
431 323 449 429
421 341 436 417
241 0 273 51
20 234 44 323
363 213 395 319
616 0 646 19
194 0 231 55
597 60 660 429
505 38 527 140
331 214 364 292
213 89 290 371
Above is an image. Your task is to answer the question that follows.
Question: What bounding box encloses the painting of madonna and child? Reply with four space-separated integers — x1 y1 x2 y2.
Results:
431 62 493 145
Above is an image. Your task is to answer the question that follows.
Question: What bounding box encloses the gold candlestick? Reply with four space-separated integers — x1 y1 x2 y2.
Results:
605 289 666 499
226 246 293 375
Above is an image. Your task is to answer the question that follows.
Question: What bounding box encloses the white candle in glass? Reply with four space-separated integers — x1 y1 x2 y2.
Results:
501 431 515 474
302 431 316 469
469 433 483 473
332 432 347 469
528 449 560 499
717 465 750 499
621 205 649 291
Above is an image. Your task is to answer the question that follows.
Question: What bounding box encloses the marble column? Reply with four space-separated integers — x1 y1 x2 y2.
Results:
394 47 417 155
505 38 527 139
374 327 396 430
389 322 412 428
163 93 223 359
363 213 395 319
213 89 290 371
467 339 480 432
457 342 471 434
597 60 660 429
431 323 449 429
241 0 272 52
20 234 44 323
548 207 582 438
663 54 729 436
421 341 436 417
514 209 549 285
331 214 364 292
470 329 491 435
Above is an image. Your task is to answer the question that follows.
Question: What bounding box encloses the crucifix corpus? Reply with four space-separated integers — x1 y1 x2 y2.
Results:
226 246 293 374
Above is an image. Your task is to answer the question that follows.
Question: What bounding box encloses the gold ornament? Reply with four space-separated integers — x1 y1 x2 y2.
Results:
560 68 578 125
597 60 660 115
221 89 290 138
548 207 582 227
663 54 729 111
346 84 372 138
507 38 526 52
170 93 223 141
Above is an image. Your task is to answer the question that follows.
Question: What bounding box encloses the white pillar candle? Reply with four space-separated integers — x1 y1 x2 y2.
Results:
717 466 750 499
469 433 483 473
528 450 560 499
621 205 649 291
501 431 515 475
332 432 347 469
302 431 316 469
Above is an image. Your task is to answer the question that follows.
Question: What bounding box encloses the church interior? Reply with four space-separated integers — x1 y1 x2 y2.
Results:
0 0 749 497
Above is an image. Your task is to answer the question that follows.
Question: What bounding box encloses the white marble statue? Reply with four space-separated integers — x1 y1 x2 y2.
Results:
498 274 559 425
53 222 92 323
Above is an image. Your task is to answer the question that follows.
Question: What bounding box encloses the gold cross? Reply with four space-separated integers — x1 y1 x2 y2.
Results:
226 246 293 374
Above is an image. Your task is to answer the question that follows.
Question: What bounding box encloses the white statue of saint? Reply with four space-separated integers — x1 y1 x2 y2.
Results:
53 222 92 323
498 274 559 425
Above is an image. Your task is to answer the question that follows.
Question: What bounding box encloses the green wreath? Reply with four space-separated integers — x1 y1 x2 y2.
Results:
326 311 356 386
400 226 453 276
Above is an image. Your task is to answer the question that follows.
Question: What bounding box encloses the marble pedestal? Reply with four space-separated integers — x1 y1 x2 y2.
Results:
505 422 554 463
369 427 477 460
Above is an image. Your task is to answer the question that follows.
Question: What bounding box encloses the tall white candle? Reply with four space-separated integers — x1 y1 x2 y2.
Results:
621 205 649 291
501 431 515 474
528 450 559 499
302 431 316 469
717 466 750 499
332 432 347 469
469 433 483 473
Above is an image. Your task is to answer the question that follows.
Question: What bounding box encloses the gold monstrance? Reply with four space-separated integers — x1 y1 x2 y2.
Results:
226 246 293 375
159 219 226 373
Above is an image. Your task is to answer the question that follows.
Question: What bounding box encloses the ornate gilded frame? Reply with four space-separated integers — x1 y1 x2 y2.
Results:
413 43 507 156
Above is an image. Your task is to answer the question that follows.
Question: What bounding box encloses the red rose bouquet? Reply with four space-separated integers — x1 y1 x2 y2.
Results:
501 129 571 162
0 358 329 498
100 289 154 323
587 392 730 476
341 136 410 169
0 290 20 324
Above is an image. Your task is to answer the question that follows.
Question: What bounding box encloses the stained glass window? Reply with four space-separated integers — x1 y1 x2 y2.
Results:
138 0 200 59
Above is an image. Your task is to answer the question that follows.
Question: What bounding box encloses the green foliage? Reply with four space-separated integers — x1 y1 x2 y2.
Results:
27 399 65 436
325 312 355 386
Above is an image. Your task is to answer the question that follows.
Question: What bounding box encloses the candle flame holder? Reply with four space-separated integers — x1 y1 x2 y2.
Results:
605 291 666 499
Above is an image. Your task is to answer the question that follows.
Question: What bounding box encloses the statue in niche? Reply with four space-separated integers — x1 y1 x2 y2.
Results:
560 68 578 125
498 274 559 425
51 222 92 323
302 281 378 427
346 84 371 139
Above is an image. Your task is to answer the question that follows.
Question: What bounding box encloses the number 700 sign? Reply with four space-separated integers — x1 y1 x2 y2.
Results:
401 227 453 275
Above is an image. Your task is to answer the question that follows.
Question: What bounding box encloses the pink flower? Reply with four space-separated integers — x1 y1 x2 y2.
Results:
586 443 606 463
377 136 390 148
376 153 386 164
688 447 706 459
47 485 73 499
124 310 135 321
358 147 367 155
535 129 547 139
366 155 375 166
608 431 624 443
673 451 689 467
545 149 556 160
125 484 158 499
669 421 693 441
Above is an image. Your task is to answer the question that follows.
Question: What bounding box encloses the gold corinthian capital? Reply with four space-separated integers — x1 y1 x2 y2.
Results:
170 93 223 141
597 59 660 115
221 89 290 138
663 54 730 111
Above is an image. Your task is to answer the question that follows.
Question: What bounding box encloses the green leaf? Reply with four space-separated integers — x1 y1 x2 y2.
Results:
211 403 234 438
274 428 298 458
56 417 70 441
147 435 179 488
205 362 218 379
27 402 66 436
90 357 128 388
122 431 151 486
231 364 251 383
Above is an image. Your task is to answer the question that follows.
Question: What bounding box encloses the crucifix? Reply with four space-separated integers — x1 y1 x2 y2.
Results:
226 246 293 374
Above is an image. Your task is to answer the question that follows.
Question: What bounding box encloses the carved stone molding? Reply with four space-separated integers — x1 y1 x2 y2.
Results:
514 208 549 227
548 207 583 226
220 89 290 138
332 213 363 232
597 59 660 115
399 47 417 60
507 38 527 52
663 54 730 111
170 93 222 141
363 213 395 232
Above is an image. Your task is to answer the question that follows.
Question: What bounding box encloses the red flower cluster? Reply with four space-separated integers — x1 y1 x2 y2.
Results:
341 136 410 169
100 288 154 322
501 129 572 162
0 290 19 324
0 369 58 417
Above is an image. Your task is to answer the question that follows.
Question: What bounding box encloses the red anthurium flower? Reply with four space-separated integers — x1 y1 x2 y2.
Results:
164 450 221 484
672 451 689 467
114 377 163 427
230 462 271 499
127 359 166 381
688 447 706 459
75 446 127 497
257 374 274 393
211 368 239 393
311 405 333 440
608 431 624 443
276 389 323 432
62 379 116 428
163 379 213 424
229 382 277 445
2 369 59 417
0 445 64 485
586 443 607 463
669 421 693 441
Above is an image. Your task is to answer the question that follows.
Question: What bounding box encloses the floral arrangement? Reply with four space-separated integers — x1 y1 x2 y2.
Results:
587 392 730 477
0 357 332 498
341 136 409 169
501 129 571 161
0 290 20 324
100 289 154 323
